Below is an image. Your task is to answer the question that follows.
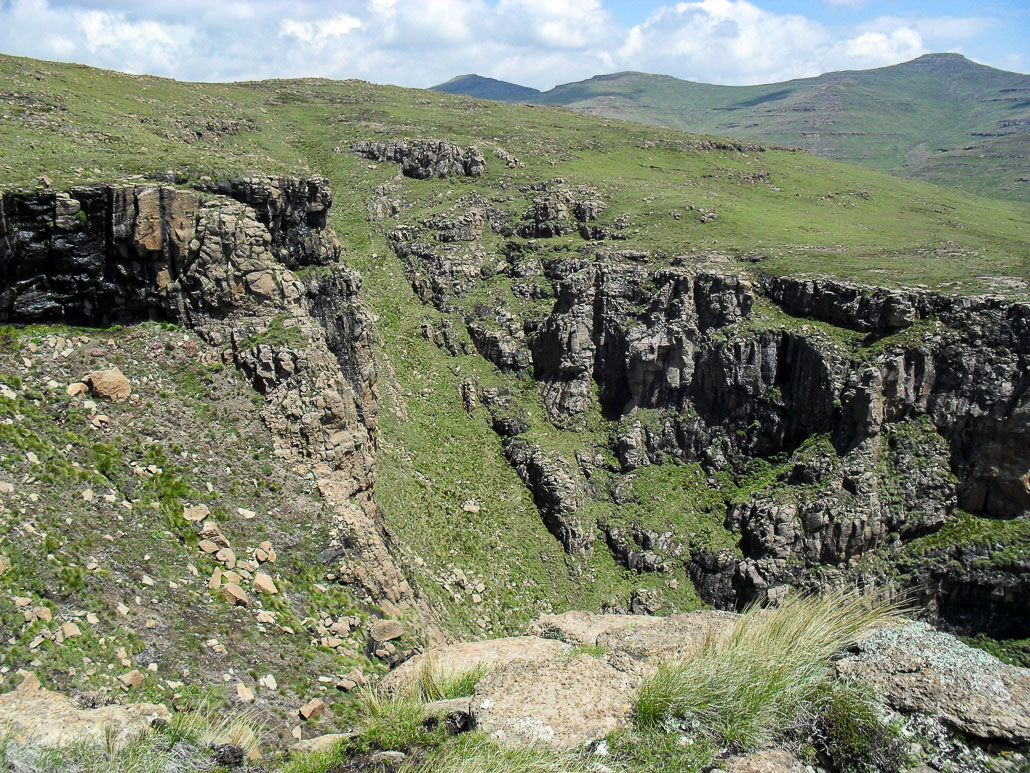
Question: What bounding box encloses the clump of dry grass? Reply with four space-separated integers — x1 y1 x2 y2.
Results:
635 589 902 750
415 653 491 702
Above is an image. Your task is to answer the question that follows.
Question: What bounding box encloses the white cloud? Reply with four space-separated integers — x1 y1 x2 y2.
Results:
279 13 362 48
0 0 1015 88
831 27 924 70
619 0 832 83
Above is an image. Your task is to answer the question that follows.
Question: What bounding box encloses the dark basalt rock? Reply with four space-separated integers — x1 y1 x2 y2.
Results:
502 438 593 555
353 139 486 179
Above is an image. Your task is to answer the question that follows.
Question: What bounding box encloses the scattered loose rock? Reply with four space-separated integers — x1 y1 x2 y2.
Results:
84 368 130 402
299 698 326 720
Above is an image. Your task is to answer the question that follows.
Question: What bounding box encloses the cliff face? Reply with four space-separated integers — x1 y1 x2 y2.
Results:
382 181 1030 635
4 172 1027 639
0 180 418 616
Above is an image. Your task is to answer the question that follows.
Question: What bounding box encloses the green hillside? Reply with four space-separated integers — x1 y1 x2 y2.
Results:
1 51 1030 770
432 74 541 102
1 54 1026 294
445 54 1030 203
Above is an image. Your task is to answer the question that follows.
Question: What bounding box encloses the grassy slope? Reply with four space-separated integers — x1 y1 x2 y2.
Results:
528 54 1030 203
0 323 374 745
0 53 1029 643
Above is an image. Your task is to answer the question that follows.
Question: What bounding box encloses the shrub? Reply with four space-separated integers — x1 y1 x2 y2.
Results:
634 589 901 751
809 681 906 773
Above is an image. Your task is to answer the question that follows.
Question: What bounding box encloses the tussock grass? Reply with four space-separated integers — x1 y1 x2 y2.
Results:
415 654 491 702
350 686 447 754
635 590 902 751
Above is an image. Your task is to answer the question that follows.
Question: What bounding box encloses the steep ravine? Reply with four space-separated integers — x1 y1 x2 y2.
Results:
4 172 1028 644
371 159 1030 639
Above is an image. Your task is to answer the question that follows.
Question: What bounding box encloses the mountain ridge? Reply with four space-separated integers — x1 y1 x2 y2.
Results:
432 54 1030 202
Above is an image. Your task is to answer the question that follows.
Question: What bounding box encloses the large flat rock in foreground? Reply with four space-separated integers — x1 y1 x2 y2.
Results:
836 622 1030 744
0 677 170 749
527 609 737 659
471 653 641 749
379 635 567 695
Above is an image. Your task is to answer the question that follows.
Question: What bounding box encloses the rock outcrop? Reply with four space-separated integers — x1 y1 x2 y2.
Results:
353 139 486 179
836 622 1030 744
0 180 419 615
379 611 1030 755
503 439 593 554
472 653 640 749
371 161 1029 624
0 676 170 749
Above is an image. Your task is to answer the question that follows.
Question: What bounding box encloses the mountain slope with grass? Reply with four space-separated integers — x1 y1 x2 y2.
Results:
431 74 541 102
0 52 1028 770
438 54 1030 203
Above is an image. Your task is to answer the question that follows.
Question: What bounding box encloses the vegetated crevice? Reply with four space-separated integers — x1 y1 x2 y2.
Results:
374 173 1030 636
0 178 429 623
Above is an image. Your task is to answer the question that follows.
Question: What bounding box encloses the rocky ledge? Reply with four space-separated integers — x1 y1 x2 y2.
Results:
368 610 1028 770
0 179 421 619
353 139 487 179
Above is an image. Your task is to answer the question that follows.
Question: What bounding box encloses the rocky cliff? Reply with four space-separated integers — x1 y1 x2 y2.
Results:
4 170 1026 641
0 179 420 618
377 174 1030 637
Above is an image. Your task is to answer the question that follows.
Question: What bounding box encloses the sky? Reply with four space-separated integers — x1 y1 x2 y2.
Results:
0 0 1026 90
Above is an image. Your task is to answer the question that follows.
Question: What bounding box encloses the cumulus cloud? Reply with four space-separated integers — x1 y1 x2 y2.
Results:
0 0 1013 88
279 13 362 48
619 0 832 83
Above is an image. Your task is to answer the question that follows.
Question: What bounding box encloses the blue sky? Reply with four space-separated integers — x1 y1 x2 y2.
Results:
0 0 1026 89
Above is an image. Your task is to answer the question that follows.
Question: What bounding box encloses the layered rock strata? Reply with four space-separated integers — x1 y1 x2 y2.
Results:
378 180 1029 632
0 179 417 614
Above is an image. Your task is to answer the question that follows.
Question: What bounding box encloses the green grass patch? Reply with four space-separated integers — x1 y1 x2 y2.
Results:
634 590 901 751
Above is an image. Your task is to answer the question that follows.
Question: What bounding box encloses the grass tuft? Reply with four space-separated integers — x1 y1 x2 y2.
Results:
0 699 261 773
634 589 902 751
415 654 492 702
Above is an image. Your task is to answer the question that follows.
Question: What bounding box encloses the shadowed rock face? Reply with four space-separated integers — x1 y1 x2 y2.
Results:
0 179 419 616
353 139 486 179
378 182 1029 631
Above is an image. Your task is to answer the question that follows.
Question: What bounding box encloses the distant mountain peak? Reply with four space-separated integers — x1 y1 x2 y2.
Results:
430 74 540 102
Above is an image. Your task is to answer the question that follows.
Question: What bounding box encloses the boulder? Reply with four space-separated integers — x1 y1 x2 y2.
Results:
526 609 736 660
253 572 278 594
835 622 1030 744
722 750 805 772
299 698 326 720
222 583 250 607
0 681 169 749
597 610 737 660
380 636 566 695
369 619 404 644
290 733 351 754
472 653 640 749
84 368 130 402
